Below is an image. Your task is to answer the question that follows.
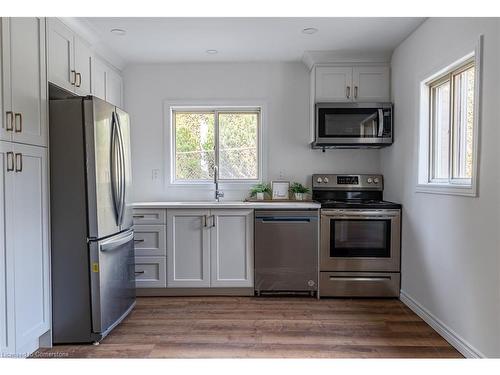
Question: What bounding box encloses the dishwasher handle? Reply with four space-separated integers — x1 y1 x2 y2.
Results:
255 217 316 223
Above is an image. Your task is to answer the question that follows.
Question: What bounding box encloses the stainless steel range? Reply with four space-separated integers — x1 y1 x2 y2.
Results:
312 174 401 297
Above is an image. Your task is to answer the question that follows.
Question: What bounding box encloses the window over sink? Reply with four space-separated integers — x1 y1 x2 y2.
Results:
417 38 482 197
170 106 261 184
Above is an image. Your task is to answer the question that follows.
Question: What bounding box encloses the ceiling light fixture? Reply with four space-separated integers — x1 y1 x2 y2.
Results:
206 49 218 54
302 27 318 35
110 28 126 36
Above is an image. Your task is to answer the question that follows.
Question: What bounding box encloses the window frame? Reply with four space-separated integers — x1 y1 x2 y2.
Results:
416 37 482 197
169 104 263 186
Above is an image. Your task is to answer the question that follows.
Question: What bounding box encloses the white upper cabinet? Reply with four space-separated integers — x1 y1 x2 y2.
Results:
314 65 390 103
315 66 353 102
1 18 47 147
92 57 107 101
48 18 93 96
352 66 390 102
74 36 93 96
47 18 124 106
210 209 253 288
106 68 123 108
92 56 123 108
47 18 75 93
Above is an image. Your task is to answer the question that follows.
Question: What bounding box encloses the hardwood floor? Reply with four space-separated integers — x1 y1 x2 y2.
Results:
35 296 462 358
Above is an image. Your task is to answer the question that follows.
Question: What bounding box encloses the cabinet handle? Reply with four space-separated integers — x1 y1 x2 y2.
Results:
203 215 208 228
6 152 14 172
133 215 145 218
76 72 82 88
14 113 22 133
133 239 145 243
211 215 216 228
5 112 14 131
354 86 358 99
70 70 76 85
346 86 351 99
134 271 145 275
14 153 22 172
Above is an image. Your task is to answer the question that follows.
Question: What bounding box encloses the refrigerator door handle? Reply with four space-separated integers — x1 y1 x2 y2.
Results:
115 111 126 226
100 230 134 252
110 112 122 225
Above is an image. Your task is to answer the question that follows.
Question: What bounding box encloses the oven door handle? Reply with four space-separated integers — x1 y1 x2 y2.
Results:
322 215 398 220
329 276 392 282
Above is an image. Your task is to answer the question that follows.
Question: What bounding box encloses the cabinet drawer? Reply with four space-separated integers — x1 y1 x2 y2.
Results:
320 272 400 297
134 257 166 288
133 225 166 256
133 209 166 225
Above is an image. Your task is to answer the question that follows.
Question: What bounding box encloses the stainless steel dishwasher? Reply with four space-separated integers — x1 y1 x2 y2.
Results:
254 210 319 296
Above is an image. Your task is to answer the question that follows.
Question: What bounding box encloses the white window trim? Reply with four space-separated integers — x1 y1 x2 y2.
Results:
164 99 268 190
416 35 482 197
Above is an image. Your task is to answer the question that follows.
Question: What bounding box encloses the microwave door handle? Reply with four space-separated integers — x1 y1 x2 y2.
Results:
360 113 378 137
378 109 384 137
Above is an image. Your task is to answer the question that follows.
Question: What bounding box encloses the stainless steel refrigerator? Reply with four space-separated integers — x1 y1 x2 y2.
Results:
49 96 135 344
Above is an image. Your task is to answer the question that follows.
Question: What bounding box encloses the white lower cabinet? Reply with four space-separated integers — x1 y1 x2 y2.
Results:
167 209 211 287
210 210 254 287
134 256 166 288
0 141 50 356
133 209 167 288
167 209 254 288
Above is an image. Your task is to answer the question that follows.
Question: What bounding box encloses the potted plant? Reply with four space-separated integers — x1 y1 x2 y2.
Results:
250 183 271 200
290 182 310 201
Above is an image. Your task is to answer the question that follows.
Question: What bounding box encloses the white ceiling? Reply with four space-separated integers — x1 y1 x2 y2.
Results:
79 17 426 67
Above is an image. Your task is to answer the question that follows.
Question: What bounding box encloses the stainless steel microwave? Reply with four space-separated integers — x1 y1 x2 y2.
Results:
313 103 393 148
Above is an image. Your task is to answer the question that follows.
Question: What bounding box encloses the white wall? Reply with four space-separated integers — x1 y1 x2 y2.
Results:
124 62 380 201
381 18 500 357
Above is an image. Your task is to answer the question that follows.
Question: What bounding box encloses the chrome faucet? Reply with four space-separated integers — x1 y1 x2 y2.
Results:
214 165 224 202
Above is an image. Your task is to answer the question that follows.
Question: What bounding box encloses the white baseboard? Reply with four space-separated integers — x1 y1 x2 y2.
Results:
400 290 485 358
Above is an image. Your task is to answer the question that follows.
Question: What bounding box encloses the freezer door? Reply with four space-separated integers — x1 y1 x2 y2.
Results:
115 108 133 231
89 229 136 336
84 97 122 239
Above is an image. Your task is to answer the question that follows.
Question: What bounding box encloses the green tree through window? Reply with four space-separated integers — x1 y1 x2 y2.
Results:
173 108 260 182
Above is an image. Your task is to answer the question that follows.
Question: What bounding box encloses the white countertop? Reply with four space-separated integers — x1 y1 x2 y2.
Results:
132 201 321 209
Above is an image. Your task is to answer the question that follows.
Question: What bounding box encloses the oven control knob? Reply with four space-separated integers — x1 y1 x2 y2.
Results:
367 177 373 184
374 177 380 184
316 177 323 183
323 177 329 183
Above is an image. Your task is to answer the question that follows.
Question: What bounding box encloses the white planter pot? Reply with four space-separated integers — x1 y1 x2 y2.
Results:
256 192 265 200
294 193 304 200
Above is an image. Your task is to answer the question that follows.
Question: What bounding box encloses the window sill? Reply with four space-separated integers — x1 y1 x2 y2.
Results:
168 181 261 191
415 183 477 197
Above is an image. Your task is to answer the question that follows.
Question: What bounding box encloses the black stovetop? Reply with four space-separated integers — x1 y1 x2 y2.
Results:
318 199 402 209
312 189 401 210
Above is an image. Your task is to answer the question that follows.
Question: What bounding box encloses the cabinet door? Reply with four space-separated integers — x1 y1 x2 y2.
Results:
74 36 93 96
315 66 353 102
0 141 14 354
352 66 390 102
0 19 12 142
47 18 75 92
9 143 50 353
210 209 254 287
133 225 166 256
106 68 123 108
2 18 47 147
91 57 106 101
135 256 167 288
167 209 210 287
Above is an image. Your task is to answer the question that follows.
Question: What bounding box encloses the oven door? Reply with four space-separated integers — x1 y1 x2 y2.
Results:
320 209 400 272
315 103 393 145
